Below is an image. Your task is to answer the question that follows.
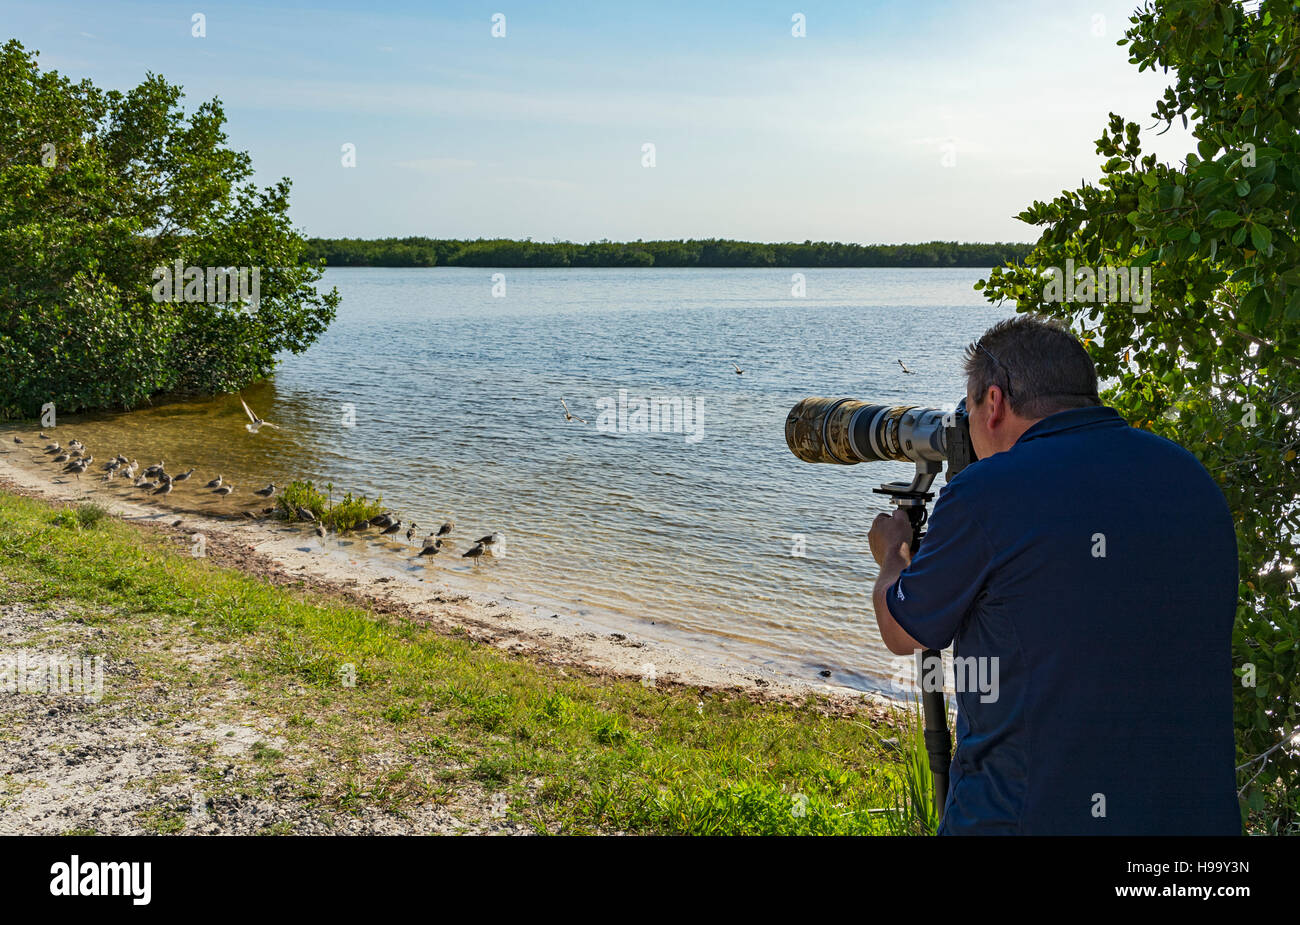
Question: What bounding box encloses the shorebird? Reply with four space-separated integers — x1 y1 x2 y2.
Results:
154 481 172 496
898 359 915 375
137 480 157 491
473 532 504 551
12 437 21 445
560 398 587 424
380 519 403 540
405 522 417 544
102 458 120 471
369 512 396 528
68 439 84 452
732 362 745 375
296 505 316 522
461 543 485 566
418 540 441 557
239 397 279 434
144 461 165 478
44 443 60 454
66 458 90 480
215 483 234 496
123 461 138 480
436 520 453 537
172 467 196 484
253 483 276 497
115 454 128 465
52 453 70 463
206 475 222 489
315 524 326 539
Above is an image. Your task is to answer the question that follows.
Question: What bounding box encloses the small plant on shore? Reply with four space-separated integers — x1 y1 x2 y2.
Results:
50 503 108 532
873 695 941 836
276 480 385 532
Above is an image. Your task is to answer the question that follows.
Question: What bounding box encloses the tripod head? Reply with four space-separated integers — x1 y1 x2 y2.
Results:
872 459 941 551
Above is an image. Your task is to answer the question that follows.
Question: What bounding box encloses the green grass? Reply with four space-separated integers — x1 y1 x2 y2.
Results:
276 480 386 532
0 489 930 835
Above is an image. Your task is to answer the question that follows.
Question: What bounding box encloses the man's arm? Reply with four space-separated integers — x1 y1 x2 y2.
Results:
869 509 925 655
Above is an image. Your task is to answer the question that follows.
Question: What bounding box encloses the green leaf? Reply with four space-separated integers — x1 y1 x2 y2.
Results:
1250 223 1272 252
1209 210 1241 227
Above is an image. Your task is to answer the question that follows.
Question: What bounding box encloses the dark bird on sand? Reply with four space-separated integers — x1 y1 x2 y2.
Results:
137 480 157 492
295 505 316 522
44 443 60 454
12 437 21 444
369 512 396 528
144 461 165 478
380 520 403 539
214 483 234 496
253 483 276 498
52 453 70 463
102 459 120 471
172 467 196 483
436 521 453 537
206 475 222 488
39 433 49 440
462 542 486 564
315 524 326 539
405 522 417 544
154 481 172 496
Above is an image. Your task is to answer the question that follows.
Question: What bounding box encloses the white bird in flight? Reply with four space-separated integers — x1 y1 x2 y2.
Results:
897 359 915 375
560 398 587 424
240 397 279 433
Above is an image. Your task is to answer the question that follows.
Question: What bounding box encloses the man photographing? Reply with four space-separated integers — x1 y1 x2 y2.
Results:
867 315 1241 835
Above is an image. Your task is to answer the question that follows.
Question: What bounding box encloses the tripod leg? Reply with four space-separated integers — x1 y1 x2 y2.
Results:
918 648 951 822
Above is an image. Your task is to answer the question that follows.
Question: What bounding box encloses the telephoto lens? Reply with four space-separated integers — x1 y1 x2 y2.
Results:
785 397 976 478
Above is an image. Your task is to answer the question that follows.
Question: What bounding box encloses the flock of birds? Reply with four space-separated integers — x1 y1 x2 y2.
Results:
10 410 504 567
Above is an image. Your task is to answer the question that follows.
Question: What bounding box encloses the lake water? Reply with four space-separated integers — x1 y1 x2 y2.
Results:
7 268 1013 691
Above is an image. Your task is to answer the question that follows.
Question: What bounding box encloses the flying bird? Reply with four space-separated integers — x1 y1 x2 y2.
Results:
560 399 587 424
732 363 744 375
240 397 279 434
897 359 915 375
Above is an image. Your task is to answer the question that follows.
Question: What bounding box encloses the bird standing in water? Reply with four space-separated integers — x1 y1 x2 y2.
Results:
215 483 234 496
172 467 196 484
405 522 417 544
462 543 485 566
206 475 222 488
436 520 453 537
254 483 276 498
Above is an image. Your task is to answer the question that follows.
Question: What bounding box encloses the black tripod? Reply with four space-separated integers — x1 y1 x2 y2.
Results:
873 461 952 823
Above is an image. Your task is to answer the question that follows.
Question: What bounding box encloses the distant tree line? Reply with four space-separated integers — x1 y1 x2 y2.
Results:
301 237 1034 269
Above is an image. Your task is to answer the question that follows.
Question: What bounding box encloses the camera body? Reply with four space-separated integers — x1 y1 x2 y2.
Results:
785 397 978 484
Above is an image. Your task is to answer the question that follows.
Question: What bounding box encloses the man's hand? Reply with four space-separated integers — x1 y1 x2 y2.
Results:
869 509 913 568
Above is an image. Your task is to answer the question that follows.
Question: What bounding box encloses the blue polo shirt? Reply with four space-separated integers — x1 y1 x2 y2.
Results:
886 405 1240 835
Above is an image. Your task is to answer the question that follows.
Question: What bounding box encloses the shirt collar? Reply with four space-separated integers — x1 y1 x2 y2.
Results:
1015 405 1125 445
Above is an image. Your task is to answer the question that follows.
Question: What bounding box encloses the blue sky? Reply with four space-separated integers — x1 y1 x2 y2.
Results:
4 0 1196 243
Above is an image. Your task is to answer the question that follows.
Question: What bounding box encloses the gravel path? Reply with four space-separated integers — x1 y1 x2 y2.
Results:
0 600 530 835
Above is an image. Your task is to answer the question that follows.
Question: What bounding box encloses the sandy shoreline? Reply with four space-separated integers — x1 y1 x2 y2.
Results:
0 444 893 714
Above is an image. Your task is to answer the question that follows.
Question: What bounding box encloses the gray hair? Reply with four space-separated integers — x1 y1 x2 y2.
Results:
964 315 1101 419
